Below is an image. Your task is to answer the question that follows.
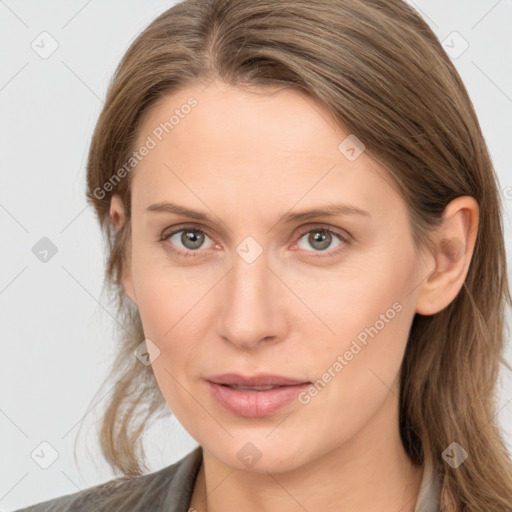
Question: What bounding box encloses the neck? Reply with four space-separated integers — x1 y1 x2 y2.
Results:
189 390 424 512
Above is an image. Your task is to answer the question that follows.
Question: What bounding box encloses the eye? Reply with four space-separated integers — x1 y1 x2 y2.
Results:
293 225 350 257
160 225 215 258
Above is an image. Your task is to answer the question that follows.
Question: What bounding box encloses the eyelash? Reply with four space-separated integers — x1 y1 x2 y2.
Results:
159 224 351 259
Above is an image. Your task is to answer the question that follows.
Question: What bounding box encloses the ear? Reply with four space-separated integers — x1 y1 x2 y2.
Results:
109 194 137 306
414 196 479 316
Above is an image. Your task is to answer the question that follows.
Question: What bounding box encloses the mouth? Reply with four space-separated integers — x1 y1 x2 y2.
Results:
205 373 311 417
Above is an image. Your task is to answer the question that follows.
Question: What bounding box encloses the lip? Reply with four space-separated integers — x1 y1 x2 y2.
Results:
206 373 311 417
207 373 308 387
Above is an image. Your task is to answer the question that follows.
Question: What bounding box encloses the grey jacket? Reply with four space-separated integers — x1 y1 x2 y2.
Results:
13 447 440 511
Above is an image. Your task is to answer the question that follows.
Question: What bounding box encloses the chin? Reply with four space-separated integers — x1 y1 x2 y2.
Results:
201 433 321 475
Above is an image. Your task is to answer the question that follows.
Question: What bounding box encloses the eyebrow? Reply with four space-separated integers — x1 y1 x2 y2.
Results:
145 201 371 223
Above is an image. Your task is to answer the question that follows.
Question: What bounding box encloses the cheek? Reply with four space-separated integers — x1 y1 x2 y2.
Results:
297 253 416 421
130 244 213 338
290 254 412 354
129 246 214 373
131 258 206 421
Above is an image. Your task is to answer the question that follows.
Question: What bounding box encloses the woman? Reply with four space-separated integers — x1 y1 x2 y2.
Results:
16 0 512 510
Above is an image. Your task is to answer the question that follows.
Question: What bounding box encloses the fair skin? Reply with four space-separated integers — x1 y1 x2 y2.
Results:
109 79 478 512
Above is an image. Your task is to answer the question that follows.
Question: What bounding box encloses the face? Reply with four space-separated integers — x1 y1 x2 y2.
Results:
113 80 429 473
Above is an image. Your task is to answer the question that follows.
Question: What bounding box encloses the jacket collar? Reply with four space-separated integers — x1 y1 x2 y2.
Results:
414 458 441 512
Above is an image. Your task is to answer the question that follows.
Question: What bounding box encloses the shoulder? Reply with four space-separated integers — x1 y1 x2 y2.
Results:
12 447 203 512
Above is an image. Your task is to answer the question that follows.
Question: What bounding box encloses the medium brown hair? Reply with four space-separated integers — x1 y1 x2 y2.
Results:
80 0 512 509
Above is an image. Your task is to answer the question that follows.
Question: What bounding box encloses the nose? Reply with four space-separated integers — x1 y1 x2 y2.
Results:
216 249 288 350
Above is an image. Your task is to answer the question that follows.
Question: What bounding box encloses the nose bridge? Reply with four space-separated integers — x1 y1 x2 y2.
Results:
217 243 283 348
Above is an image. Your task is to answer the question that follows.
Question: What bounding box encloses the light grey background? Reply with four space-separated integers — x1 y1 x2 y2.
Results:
1 1 511 510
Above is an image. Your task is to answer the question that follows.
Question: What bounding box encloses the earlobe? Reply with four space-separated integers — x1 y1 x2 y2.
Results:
414 196 479 316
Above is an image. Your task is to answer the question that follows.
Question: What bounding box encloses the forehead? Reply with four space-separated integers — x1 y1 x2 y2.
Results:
136 81 345 159
130 81 400 222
